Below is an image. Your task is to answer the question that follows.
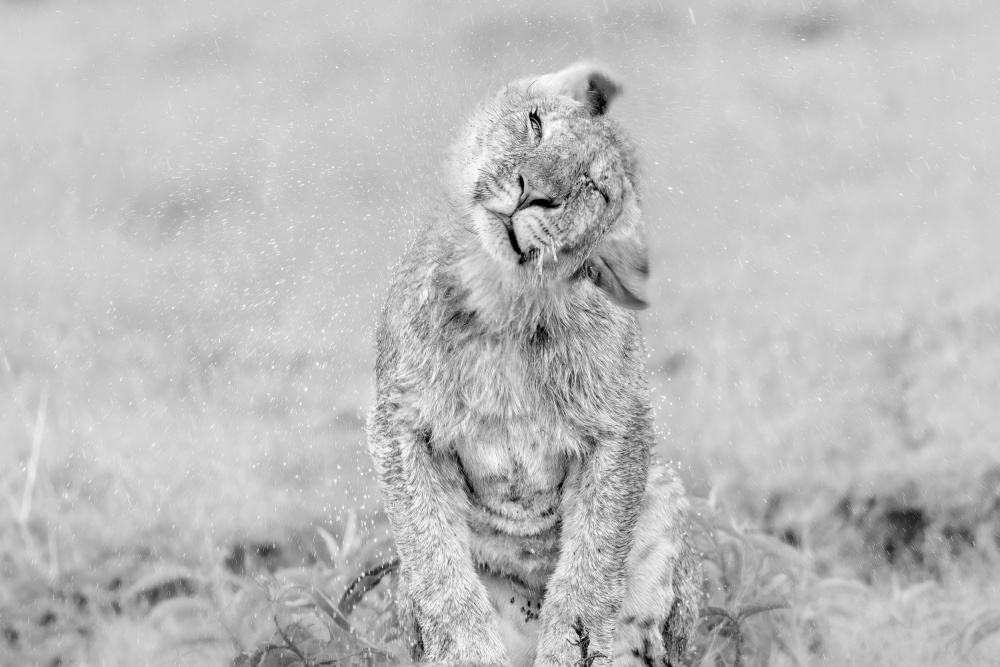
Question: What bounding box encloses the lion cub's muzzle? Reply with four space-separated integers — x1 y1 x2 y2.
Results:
482 174 564 264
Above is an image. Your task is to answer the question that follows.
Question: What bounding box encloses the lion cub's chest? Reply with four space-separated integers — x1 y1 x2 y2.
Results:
430 331 586 535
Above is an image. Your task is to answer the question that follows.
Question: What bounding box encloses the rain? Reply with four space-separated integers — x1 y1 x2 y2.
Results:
1 1 998 665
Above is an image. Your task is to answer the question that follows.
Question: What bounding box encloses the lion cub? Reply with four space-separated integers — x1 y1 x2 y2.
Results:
367 63 701 667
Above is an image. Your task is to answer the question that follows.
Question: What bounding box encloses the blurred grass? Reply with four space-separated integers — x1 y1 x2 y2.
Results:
1 0 999 664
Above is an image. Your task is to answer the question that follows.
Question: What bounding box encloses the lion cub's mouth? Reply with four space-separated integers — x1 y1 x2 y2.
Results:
487 209 524 257
485 208 553 266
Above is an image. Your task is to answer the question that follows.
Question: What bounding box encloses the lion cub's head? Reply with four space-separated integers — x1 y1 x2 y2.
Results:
450 63 648 310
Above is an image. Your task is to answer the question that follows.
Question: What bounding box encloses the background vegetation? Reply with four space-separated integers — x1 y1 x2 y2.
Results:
1 0 998 664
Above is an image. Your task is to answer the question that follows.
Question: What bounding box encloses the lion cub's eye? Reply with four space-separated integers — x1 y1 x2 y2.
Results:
528 110 543 142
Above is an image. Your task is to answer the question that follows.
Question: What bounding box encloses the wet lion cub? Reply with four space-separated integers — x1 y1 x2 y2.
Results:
367 63 701 667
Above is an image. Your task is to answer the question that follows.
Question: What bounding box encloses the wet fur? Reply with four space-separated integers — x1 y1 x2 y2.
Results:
367 63 700 667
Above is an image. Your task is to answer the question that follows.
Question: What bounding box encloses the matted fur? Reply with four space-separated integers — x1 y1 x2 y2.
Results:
367 63 701 667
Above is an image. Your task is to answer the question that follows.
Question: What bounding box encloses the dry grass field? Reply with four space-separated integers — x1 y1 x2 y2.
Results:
2 0 999 665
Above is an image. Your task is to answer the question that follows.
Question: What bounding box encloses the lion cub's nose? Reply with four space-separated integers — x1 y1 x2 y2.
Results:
514 174 559 213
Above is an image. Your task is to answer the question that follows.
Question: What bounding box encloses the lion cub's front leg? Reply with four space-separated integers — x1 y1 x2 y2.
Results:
534 437 650 667
367 402 509 665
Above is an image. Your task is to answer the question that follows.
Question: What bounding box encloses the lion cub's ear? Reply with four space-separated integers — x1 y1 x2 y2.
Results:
584 228 649 310
531 62 623 116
